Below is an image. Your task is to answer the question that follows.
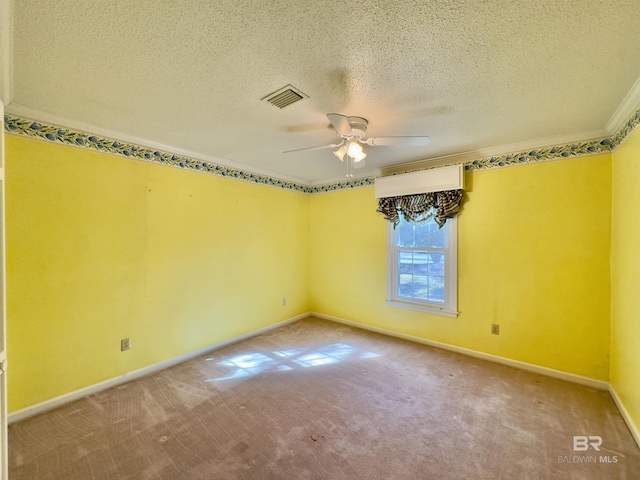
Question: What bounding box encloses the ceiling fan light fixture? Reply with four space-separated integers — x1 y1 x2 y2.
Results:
347 141 363 158
285 112 431 177
333 145 347 161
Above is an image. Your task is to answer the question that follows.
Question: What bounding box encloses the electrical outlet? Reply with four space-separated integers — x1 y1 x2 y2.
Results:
282 297 286 306
491 324 499 335
121 338 130 351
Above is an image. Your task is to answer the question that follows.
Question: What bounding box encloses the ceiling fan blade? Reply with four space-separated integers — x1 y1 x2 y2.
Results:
365 136 431 146
283 122 334 133
283 142 343 154
327 113 353 137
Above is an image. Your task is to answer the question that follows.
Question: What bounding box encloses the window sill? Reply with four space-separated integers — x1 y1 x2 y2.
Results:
386 300 458 318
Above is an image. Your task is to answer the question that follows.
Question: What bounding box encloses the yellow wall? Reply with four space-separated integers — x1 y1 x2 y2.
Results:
4 130 620 413
310 155 612 380
611 126 640 436
6 135 310 411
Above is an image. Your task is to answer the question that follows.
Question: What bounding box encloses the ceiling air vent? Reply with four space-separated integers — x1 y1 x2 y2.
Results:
261 84 308 109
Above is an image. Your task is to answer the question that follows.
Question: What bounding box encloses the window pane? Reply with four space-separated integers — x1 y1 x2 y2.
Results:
428 222 447 248
427 252 445 276
428 276 445 303
429 221 449 248
398 273 413 297
398 251 413 275
413 275 428 299
413 251 429 275
414 223 430 247
397 221 414 247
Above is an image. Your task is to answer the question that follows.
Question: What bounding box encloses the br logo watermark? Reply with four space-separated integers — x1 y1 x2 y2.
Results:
557 436 618 464
573 435 602 452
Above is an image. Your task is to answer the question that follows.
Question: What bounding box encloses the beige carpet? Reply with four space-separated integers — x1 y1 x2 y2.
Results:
9 317 640 479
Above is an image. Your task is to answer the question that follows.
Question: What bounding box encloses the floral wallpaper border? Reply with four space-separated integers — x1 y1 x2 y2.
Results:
3 116 316 194
4 108 640 193
462 136 613 172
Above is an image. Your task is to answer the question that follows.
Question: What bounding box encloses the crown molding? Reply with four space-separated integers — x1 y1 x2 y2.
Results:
4 104 312 187
382 130 610 176
606 76 640 135
0 0 12 104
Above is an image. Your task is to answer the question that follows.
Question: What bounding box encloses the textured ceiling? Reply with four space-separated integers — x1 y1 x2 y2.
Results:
6 0 640 183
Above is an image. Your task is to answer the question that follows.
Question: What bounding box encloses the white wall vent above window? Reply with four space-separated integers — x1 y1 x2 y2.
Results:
374 164 464 199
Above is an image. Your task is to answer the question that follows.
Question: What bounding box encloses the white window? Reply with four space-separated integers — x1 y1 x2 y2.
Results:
387 215 458 317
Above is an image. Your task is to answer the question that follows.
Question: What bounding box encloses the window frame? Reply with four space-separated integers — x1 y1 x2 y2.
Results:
386 216 458 317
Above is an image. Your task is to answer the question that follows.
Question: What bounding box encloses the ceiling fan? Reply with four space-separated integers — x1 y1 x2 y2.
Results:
284 113 431 177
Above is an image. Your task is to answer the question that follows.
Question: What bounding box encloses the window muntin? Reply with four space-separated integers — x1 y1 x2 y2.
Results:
387 216 457 317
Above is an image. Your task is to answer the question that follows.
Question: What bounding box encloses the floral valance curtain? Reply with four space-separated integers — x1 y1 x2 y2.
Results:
376 189 464 228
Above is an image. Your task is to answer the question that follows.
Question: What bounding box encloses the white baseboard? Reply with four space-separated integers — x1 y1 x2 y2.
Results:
8 313 311 424
9 311 619 425
608 385 640 450
312 312 609 391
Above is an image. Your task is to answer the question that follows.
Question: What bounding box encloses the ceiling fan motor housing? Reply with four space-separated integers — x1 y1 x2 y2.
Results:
346 116 368 139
